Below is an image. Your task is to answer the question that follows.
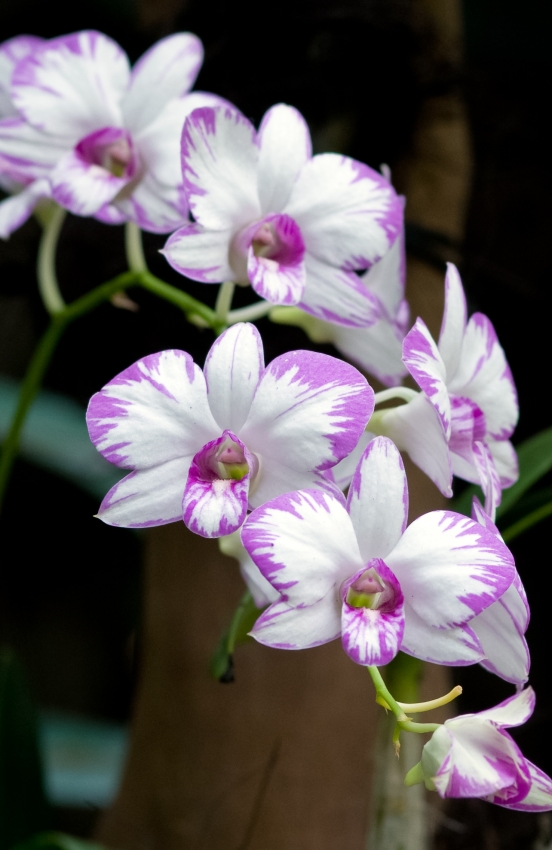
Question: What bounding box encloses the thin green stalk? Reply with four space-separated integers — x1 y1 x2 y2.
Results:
215 280 235 328
502 499 552 543
373 387 418 406
37 205 67 314
125 221 148 273
227 300 272 324
368 665 440 735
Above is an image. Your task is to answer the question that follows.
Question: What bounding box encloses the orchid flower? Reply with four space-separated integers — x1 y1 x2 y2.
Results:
406 687 552 811
86 322 373 538
219 530 279 609
371 263 518 498
162 103 403 326
241 436 515 667
467 497 530 685
0 30 224 238
270 208 409 387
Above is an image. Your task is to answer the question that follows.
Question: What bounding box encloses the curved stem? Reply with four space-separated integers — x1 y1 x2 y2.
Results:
227 300 272 325
368 666 408 721
125 221 148 273
37 205 67 314
373 387 418 406
137 271 219 329
215 281 235 327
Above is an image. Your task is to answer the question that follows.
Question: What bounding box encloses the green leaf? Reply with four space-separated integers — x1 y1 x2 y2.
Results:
10 833 106 850
210 591 261 683
451 425 552 519
0 649 50 849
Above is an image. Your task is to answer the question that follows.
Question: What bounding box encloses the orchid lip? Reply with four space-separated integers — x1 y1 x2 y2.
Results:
209 434 249 481
75 127 139 181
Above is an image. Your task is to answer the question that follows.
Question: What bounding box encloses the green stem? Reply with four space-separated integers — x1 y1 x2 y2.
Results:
502 499 552 543
125 221 148 273
37 205 67 314
227 300 272 324
215 281 235 328
373 387 418 406
227 590 254 655
137 271 219 329
368 665 441 735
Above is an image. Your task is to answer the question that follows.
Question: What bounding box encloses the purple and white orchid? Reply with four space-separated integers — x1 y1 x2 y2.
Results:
372 263 518 499
0 29 224 237
162 103 403 326
219 530 279 609
408 687 552 811
86 322 373 538
242 436 515 667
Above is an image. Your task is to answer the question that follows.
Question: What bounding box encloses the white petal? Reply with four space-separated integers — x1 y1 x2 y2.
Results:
401 604 484 665
497 762 552 812
116 170 186 233
251 593 341 649
86 349 219 470
403 317 451 438
472 597 530 685
331 431 373 491
97 456 191 527
332 315 407 387
51 149 125 216
347 436 408 562
162 222 234 281
241 489 363 605
181 105 260 230
257 103 311 213
11 31 129 138
204 323 264 432
488 438 519 488
0 116 68 183
473 686 535 729
286 153 402 269
0 178 49 239
387 511 515 629
301 253 383 327
360 213 406 316
0 36 43 117
122 33 203 133
379 393 452 497
438 263 467 378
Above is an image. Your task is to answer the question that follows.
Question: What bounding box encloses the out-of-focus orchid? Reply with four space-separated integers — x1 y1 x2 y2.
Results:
86 322 373 538
371 263 518 498
163 103 403 326
406 688 552 811
270 210 409 387
0 29 223 238
242 437 515 667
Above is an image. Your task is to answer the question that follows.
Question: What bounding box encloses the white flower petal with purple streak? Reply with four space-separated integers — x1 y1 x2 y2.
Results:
488 437 519 488
86 349 219 470
386 510 515 629
50 145 128 216
0 177 50 239
331 314 407 387
300 253 383 327
246 213 306 305
204 323 264 433
11 31 129 139
251 593 341 649
473 440 502 518
162 222 234 281
448 396 486 483
285 153 402 270
241 489 363 605
492 762 552 812
475 685 535 728
0 35 43 118
471 596 530 685
257 103 312 213
403 317 451 438
122 33 203 134
340 558 404 665
359 210 406 317
401 604 484 665
0 116 68 184
437 263 467 377
347 437 408 562
330 431 373 491
180 105 260 230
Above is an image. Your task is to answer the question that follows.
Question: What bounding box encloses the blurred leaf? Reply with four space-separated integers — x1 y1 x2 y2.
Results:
10 833 106 850
0 378 123 499
452 426 552 519
0 649 49 849
210 591 261 683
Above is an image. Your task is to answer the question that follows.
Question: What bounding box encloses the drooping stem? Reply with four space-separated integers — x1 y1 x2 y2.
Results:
368 664 441 735
37 204 67 314
373 387 418 406
125 221 148 273
215 281 235 327
227 299 272 325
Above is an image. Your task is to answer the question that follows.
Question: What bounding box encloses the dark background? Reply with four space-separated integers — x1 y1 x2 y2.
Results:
1 1 551 846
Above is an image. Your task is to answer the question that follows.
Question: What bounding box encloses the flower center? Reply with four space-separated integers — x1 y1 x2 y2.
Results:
76 127 137 180
252 223 277 259
346 568 385 609
208 435 249 481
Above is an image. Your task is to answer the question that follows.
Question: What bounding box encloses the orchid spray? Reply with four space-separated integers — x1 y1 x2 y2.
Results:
1 26 551 848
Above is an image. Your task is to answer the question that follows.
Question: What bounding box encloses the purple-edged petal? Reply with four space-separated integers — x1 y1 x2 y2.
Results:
0 35 43 117
403 317 451 439
219 529 280 607
122 33 203 134
162 222 234 281
0 116 68 183
341 558 404 665
182 433 250 538
448 313 518 440
97 456 191 527
347 437 408 562
241 489 363 605
379 393 453 497
488 438 519 488
493 762 552 812
241 350 374 503
473 440 501 519
331 431 373 492
401 604 484 665
0 177 49 239
438 263 467 377
474 685 535 728
301 253 383 327
257 103 312 213
180 105 260 230
11 31 129 138
250 593 341 649
50 145 128 216
448 395 486 483
472 597 530 685
386 510 515 630
331 315 407 387
204 322 264 432
86 349 219 470
286 153 402 270
360 211 406 316
246 213 306 305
